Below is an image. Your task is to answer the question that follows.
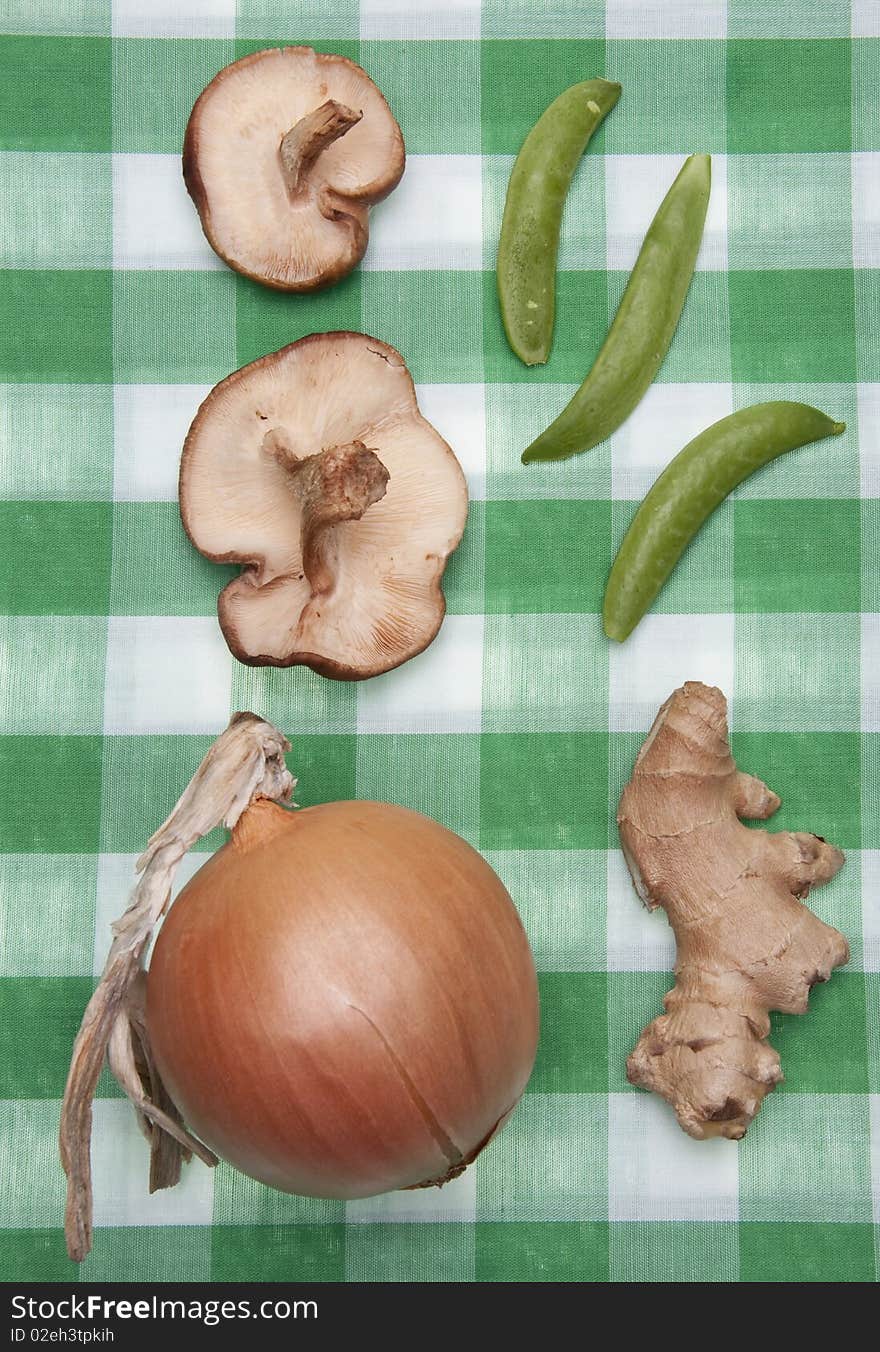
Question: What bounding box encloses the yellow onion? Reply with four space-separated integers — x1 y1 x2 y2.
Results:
146 797 539 1198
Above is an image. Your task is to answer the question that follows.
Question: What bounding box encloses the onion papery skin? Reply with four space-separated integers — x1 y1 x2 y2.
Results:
146 799 539 1198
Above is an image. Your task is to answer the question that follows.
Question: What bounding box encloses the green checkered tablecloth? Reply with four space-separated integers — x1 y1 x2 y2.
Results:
1 0 878 1286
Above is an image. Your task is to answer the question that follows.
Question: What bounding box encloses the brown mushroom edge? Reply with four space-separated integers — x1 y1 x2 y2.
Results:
179 333 469 681
183 47 405 293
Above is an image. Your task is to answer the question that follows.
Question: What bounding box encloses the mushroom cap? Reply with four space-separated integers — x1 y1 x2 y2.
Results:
183 47 405 291
179 333 469 680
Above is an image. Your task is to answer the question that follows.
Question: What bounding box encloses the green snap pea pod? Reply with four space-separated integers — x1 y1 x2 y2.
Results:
522 152 711 464
603 402 846 642
497 78 621 367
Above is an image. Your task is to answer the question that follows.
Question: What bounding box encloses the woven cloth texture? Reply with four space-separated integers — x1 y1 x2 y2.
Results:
1 0 878 1283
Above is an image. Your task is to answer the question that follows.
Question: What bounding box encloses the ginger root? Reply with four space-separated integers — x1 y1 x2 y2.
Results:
618 682 848 1140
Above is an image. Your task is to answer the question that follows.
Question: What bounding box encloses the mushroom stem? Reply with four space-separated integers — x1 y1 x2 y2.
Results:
264 432 390 596
279 99 363 198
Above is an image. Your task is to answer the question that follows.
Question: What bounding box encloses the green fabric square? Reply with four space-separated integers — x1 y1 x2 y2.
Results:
0 977 92 1098
475 1221 608 1281
485 849 607 972
727 1 851 38
210 1224 345 1281
730 732 860 850
362 271 483 384
0 1229 76 1283
0 151 111 269
0 503 112 615
484 500 612 615
477 1092 607 1221
739 1221 875 1283
235 3 359 41
480 40 607 155
232 664 356 738
356 733 479 844
612 498 734 615
0 36 110 151
362 40 480 154
610 1222 738 1283
346 1223 474 1282
235 270 361 370
852 39 879 151
0 854 96 977
605 40 725 154
530 972 607 1093
733 613 860 731
112 37 234 153
279 734 357 809
443 498 484 616
727 153 853 272
855 268 879 381
212 1161 343 1225
606 971 673 1092
483 269 608 385
113 272 235 384
82 1226 212 1282
0 271 112 382
733 499 860 613
109 503 236 617
479 732 609 850
0 1100 68 1228
0 384 114 501
0 617 107 734
482 613 608 732
485 384 612 502
0 735 102 852
738 1094 873 1223
728 269 856 383
727 40 851 154
770 973 868 1095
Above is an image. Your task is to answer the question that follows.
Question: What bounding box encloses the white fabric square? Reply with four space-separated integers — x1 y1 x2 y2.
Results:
610 381 734 500
345 1168 476 1223
608 614 735 732
103 617 232 735
367 155 483 271
853 153 880 268
94 852 210 976
606 850 675 972
113 384 210 501
91 1100 214 1227
111 0 236 37
604 0 727 38
113 154 223 271
605 154 727 272
608 1093 739 1221
415 383 486 500
359 0 481 40
860 851 880 973
356 615 484 733
853 4 880 37
859 383 880 497
861 615 880 732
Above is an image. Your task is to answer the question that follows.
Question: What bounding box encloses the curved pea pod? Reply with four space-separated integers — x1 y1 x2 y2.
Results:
522 153 711 463
602 401 846 643
497 78 622 367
